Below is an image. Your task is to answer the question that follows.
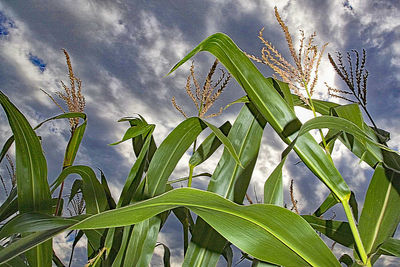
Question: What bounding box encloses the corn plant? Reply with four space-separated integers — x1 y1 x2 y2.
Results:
0 9 400 267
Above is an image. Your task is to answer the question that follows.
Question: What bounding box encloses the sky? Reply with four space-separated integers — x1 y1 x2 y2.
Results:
0 0 399 266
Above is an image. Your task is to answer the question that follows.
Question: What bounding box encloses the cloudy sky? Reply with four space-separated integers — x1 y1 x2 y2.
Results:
0 0 399 266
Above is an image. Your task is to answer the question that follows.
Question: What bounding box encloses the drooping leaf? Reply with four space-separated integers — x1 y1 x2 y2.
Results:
99 170 116 210
50 165 108 258
109 124 154 146
33 112 87 169
0 226 70 265
50 166 108 215
0 188 341 266
68 179 83 204
0 213 81 239
338 254 354 266
378 238 400 257
74 188 340 266
0 188 17 222
201 120 243 168
0 136 14 165
349 192 359 222
156 243 171 267
189 121 231 167
222 244 233 267
313 192 339 217
0 245 27 267
294 116 396 155
302 215 354 248
292 94 340 116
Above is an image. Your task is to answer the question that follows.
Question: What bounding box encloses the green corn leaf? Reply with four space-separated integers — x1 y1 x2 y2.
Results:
74 188 341 266
118 115 157 172
184 104 266 267
224 95 249 110
189 121 231 167
0 213 83 239
302 215 354 248
0 136 14 164
0 226 70 265
120 117 207 267
295 116 397 155
110 225 132 267
50 166 108 215
358 163 400 255
0 245 28 267
201 120 243 168
109 124 154 146
0 91 52 267
272 79 294 111
378 238 400 257
116 125 155 207
0 188 341 266
147 117 207 197
331 104 383 166
0 188 17 222
349 192 359 222
292 94 340 116
68 179 83 204
49 165 108 257
156 243 171 267
252 259 279 266
264 157 286 206
222 244 233 267
168 33 350 202
33 112 87 169
338 254 354 266
52 250 65 267
99 169 116 210
67 230 84 267
313 192 339 217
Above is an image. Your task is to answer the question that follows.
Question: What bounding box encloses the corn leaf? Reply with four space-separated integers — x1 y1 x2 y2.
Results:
168 33 350 202
73 188 340 266
109 124 153 146
264 157 286 206
189 121 231 167
50 166 108 215
358 163 400 255
0 188 17 222
121 117 207 266
0 91 52 267
313 192 339 217
302 215 354 248
184 104 266 266
0 188 341 266
378 238 400 257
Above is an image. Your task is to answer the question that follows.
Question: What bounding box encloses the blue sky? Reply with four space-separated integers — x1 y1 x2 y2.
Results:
0 1 399 266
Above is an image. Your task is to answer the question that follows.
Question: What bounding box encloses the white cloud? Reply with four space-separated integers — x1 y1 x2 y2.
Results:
58 0 126 43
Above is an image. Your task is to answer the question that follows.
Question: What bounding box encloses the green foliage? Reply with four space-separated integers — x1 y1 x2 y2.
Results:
1 29 399 267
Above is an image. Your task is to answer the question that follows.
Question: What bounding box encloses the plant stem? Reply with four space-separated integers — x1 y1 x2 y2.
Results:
342 200 370 266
